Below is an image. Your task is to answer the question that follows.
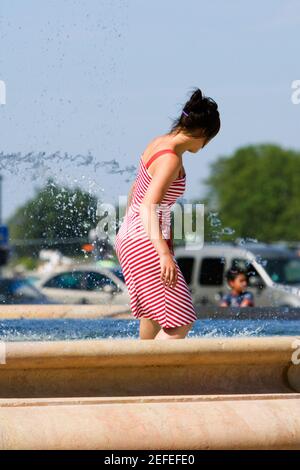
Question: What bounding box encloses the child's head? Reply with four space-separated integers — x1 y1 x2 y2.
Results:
225 268 249 293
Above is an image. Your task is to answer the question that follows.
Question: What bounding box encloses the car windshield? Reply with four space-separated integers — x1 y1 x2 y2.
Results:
110 267 125 284
263 257 300 285
12 279 45 299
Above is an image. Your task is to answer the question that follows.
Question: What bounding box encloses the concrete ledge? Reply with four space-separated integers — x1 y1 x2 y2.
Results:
0 337 299 397
1 305 300 319
2 336 297 367
0 304 131 319
196 306 300 319
0 394 300 449
0 338 300 449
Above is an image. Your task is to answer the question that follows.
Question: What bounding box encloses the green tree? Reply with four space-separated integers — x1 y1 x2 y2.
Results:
7 178 99 257
197 144 300 242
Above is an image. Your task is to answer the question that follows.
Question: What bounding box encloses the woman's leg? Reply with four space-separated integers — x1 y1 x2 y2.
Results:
154 322 194 340
139 317 162 339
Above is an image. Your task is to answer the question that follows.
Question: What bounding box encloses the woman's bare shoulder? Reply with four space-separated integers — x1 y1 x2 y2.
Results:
143 136 163 153
142 135 175 159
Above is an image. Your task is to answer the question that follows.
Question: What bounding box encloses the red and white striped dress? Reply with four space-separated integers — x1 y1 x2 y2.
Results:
114 149 197 328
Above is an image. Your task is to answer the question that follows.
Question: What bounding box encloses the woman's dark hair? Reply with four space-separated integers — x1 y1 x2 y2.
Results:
225 268 248 283
169 87 221 145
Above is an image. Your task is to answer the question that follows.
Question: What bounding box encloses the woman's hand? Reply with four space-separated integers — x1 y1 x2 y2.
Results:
160 253 178 288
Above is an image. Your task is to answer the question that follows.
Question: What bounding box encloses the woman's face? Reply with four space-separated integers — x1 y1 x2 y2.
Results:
189 135 210 153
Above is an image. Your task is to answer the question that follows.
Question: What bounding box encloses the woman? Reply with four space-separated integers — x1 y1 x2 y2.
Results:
115 87 221 340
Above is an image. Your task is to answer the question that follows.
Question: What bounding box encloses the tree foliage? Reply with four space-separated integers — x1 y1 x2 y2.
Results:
193 144 300 242
7 178 99 257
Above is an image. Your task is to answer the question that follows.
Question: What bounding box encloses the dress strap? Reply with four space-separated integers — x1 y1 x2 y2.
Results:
145 149 177 169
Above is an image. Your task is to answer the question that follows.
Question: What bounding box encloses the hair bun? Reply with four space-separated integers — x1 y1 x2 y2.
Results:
188 88 203 110
184 88 219 117
204 97 218 111
171 86 221 142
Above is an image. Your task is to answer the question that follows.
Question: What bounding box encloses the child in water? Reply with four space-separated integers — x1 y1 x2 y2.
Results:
219 268 255 307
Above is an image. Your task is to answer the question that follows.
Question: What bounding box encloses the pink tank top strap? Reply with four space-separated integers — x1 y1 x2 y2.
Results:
145 149 177 169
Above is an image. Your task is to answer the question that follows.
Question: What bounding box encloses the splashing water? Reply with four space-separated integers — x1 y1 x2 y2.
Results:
0 318 299 342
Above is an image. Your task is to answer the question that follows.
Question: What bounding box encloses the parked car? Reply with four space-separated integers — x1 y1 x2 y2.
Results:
106 265 125 284
35 264 130 305
0 277 56 304
174 242 300 308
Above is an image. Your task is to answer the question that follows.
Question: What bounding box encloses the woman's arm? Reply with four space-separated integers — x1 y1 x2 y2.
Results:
138 154 181 287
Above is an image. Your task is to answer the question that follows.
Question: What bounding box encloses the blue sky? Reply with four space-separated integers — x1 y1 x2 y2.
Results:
0 0 299 221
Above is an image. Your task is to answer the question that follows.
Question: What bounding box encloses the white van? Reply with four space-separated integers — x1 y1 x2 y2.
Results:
174 242 300 308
